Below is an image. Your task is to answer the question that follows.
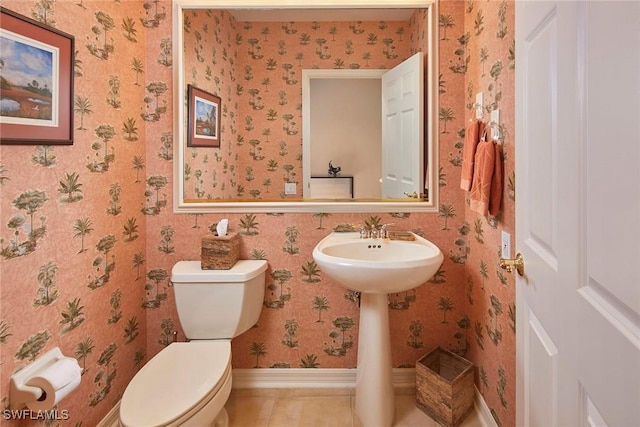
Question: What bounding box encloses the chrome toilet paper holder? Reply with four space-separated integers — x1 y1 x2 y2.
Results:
10 347 75 409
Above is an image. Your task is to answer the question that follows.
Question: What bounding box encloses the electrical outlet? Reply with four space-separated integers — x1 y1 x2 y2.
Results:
284 182 297 195
501 231 511 259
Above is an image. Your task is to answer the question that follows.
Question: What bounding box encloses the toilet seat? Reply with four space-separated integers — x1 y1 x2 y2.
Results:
120 341 231 427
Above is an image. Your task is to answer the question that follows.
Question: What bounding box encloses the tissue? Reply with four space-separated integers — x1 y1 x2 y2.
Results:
25 357 82 411
216 219 228 237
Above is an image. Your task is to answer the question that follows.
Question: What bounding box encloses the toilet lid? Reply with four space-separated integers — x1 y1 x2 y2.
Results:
120 341 231 427
171 260 268 283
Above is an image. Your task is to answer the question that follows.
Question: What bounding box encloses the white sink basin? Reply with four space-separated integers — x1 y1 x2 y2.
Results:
312 232 443 294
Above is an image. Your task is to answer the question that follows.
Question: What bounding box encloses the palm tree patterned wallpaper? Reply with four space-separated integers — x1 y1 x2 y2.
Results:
457 2 515 426
0 1 514 426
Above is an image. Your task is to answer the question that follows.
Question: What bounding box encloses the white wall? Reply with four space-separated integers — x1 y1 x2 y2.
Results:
310 78 382 198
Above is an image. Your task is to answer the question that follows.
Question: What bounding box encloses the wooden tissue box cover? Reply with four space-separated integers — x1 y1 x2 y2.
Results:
201 233 239 270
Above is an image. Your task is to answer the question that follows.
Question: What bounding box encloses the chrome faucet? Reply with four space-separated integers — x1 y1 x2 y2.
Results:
379 223 395 239
359 224 369 239
359 223 395 239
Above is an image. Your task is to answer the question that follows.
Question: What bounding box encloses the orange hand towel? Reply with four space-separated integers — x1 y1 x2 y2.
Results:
460 120 485 191
469 140 496 216
488 142 503 216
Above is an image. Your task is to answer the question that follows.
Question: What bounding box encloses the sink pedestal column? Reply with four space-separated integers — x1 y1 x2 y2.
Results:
355 292 395 427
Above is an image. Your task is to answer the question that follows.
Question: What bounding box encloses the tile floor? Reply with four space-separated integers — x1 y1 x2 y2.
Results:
226 388 484 427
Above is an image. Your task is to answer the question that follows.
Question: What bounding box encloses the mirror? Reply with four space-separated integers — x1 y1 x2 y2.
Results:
173 0 438 213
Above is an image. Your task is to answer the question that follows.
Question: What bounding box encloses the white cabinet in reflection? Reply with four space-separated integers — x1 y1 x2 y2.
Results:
309 176 354 199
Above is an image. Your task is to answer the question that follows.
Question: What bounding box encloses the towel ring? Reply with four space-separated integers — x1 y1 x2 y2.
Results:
480 125 489 142
487 120 500 141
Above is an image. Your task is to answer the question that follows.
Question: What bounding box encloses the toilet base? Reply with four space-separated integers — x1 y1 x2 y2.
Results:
212 408 229 427
180 369 232 427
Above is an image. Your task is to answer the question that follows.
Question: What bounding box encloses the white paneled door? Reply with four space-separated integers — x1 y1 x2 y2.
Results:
381 52 423 199
516 1 640 425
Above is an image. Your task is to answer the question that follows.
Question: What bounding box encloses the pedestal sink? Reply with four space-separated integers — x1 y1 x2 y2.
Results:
312 232 443 427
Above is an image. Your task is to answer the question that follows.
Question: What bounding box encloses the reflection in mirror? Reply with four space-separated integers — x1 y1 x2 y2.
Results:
304 71 384 199
303 52 425 201
173 1 438 213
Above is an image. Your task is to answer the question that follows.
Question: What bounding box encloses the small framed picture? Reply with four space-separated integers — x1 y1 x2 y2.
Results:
0 7 74 145
187 84 221 148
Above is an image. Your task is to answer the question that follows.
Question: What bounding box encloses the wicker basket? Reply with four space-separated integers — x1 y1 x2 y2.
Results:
415 346 474 427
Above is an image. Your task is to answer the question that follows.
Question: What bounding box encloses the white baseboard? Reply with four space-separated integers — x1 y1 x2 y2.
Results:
231 367 416 389
96 402 120 427
474 385 499 427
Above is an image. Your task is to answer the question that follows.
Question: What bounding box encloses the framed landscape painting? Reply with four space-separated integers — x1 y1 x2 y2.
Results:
0 7 74 145
187 85 221 148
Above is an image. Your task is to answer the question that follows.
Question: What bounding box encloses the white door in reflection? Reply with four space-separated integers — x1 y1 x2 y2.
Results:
382 51 423 199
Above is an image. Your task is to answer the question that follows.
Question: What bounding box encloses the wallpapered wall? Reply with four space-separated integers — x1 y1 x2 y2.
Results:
0 1 514 426
459 2 515 426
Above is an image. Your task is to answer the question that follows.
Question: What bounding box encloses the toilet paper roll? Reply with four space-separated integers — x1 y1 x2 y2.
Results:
25 357 82 411
216 218 229 237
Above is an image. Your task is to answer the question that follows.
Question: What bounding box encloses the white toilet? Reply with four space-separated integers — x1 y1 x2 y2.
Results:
119 260 268 427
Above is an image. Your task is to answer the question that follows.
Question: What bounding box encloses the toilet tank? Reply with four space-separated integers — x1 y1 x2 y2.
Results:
170 260 267 340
